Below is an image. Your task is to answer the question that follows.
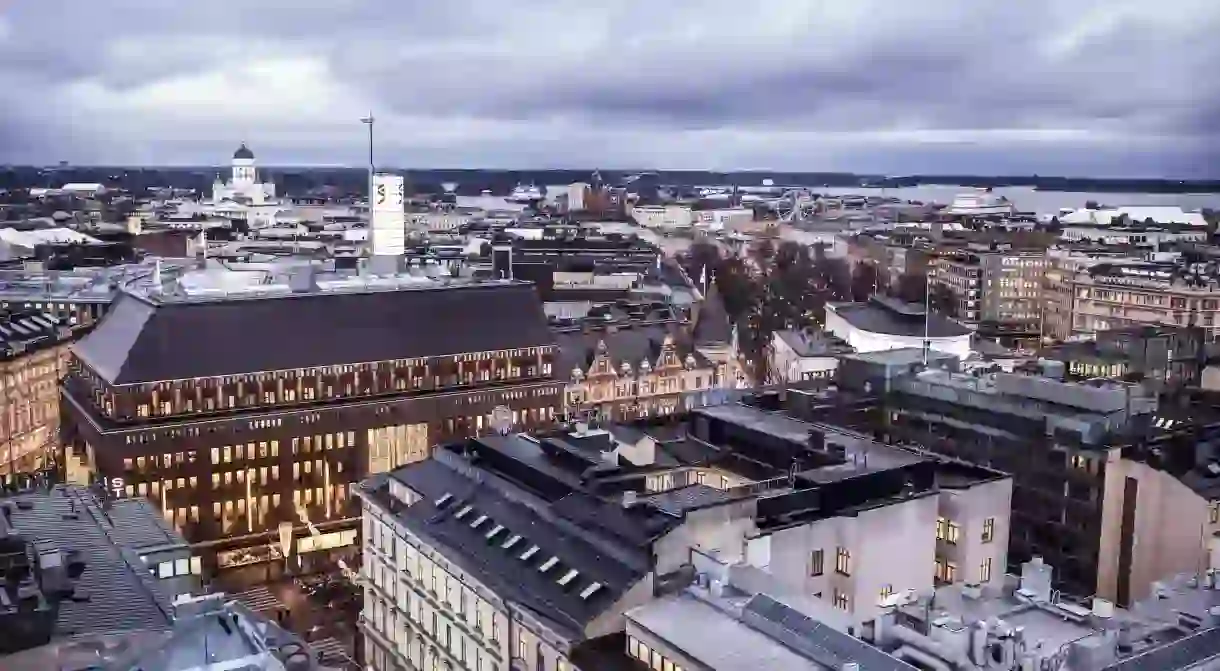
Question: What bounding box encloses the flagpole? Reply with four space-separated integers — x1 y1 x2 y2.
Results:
923 271 931 366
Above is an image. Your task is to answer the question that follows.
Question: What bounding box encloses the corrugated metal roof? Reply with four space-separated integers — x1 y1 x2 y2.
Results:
3 485 177 637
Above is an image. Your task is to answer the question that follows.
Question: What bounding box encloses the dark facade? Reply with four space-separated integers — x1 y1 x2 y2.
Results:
60 280 565 575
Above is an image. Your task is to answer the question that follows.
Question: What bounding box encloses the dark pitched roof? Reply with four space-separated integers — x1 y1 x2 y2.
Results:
375 459 653 637
692 284 732 345
829 301 969 339
555 323 709 376
75 282 556 384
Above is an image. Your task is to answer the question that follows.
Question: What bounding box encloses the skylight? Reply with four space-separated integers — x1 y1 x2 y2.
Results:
454 505 474 520
557 569 580 586
485 524 506 540
538 556 559 573
520 545 540 561
435 493 454 508
470 515 489 529
579 583 603 600
501 534 522 550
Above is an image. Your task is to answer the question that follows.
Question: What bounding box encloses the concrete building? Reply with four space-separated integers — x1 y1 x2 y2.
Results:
356 397 1011 670
768 328 850 383
932 238 1049 344
874 362 1220 607
825 296 973 361
566 183 590 212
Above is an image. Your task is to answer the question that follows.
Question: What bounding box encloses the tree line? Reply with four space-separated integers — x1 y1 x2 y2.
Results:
683 240 956 383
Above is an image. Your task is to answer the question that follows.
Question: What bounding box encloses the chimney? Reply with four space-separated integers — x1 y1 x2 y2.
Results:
622 490 638 509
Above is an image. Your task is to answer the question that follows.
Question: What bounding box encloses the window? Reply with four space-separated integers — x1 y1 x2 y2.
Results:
982 517 996 543
835 547 851 576
516 631 528 661
935 558 958 584
833 588 850 610
810 549 824 576
936 517 961 544
1211 502 1220 525
980 558 993 583
879 584 894 601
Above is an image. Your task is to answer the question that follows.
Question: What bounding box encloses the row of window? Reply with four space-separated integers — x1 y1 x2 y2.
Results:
809 547 852 577
935 557 993 585
128 362 554 418
936 516 998 544
627 636 684 671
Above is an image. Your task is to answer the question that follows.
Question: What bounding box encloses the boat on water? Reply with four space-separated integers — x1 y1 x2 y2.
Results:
505 183 544 203
943 188 1016 217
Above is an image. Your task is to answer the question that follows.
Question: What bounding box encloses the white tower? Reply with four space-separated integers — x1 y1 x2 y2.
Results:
231 143 257 187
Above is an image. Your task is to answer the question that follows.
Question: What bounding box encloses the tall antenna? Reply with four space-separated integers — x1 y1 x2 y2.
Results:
360 113 375 216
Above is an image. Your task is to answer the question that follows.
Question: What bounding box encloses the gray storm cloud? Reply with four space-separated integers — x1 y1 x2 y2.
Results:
0 0 1217 176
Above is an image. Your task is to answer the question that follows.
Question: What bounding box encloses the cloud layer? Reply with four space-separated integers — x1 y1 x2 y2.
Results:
2 0 1218 176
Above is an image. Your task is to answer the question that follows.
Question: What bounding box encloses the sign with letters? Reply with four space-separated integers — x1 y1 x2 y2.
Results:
370 173 406 256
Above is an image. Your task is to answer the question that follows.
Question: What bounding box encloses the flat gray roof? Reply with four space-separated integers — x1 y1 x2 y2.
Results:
627 595 826 671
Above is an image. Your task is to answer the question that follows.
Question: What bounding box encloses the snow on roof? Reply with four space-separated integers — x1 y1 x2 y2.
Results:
0 227 102 248
1059 206 1207 227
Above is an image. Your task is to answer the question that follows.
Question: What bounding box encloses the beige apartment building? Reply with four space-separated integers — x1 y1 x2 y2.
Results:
931 242 1048 340
1043 258 1220 342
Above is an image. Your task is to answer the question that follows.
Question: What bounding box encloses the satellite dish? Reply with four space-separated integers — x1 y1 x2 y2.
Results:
441 181 459 194
490 406 513 435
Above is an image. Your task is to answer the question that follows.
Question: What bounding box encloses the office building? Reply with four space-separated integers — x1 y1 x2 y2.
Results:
870 357 1220 606
931 237 1049 344
60 268 564 576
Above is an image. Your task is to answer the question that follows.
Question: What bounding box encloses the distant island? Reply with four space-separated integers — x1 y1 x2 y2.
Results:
1 165 1217 195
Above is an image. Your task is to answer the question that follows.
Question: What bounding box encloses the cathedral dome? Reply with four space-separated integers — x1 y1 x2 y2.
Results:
232 143 255 160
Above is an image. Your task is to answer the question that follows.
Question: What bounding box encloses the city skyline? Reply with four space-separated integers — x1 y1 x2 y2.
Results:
1 0 1218 178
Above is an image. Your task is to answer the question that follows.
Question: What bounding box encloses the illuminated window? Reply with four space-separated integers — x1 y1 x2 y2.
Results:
835 547 851 576
982 517 996 543
833 588 850 610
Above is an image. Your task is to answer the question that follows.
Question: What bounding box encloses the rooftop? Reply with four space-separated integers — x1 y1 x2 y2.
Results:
0 484 180 647
73 278 556 385
359 435 684 639
829 297 970 339
3 594 335 671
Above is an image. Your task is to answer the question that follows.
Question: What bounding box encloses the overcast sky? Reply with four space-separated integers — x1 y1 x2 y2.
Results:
2 0 1218 177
